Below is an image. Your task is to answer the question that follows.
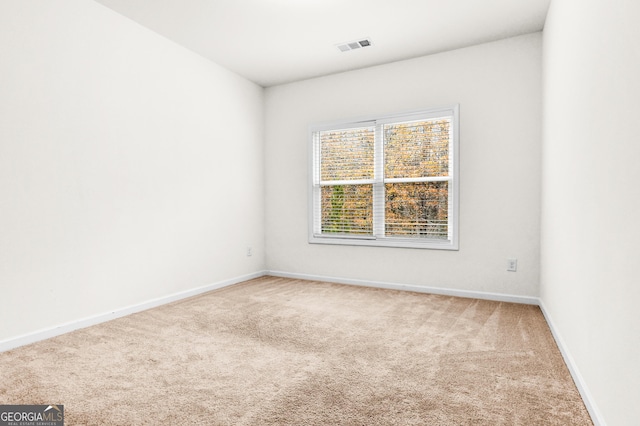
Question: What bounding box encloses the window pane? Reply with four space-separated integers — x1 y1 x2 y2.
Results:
320 127 374 181
385 182 448 239
384 119 450 179
321 184 373 235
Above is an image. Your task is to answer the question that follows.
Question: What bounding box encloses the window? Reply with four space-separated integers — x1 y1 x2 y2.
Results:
309 106 459 250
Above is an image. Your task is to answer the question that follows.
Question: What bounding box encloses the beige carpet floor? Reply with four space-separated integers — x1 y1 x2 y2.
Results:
0 276 592 425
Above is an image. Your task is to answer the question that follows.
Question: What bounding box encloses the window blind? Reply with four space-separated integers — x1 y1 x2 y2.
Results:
314 126 375 236
310 105 458 250
383 118 452 239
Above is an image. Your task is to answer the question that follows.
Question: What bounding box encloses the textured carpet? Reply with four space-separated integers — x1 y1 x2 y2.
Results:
0 276 592 425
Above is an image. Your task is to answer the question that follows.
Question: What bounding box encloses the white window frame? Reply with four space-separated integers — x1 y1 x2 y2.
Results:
308 105 459 250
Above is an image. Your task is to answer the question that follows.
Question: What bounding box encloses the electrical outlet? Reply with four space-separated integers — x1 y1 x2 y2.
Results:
507 258 517 272
246 247 252 257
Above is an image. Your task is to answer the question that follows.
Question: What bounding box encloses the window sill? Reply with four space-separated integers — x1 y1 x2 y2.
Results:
309 235 459 250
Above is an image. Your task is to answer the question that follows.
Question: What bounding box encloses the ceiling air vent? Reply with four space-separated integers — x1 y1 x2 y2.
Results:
337 38 372 52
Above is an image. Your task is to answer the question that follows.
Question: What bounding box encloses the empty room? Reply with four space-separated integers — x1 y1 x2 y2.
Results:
0 0 638 425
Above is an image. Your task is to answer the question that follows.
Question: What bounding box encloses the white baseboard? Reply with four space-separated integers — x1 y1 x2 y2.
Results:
0 270 267 353
271 270 602 425
538 300 605 426
0 270 538 353
0 269 603 426
267 270 539 305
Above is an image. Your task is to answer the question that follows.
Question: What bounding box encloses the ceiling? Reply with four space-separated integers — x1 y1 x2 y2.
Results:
93 0 551 87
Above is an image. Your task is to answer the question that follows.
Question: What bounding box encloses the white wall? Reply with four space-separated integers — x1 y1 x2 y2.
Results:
265 34 542 298
541 0 640 424
0 0 265 342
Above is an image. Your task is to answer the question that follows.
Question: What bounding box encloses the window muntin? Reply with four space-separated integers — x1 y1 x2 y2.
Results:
310 106 458 250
